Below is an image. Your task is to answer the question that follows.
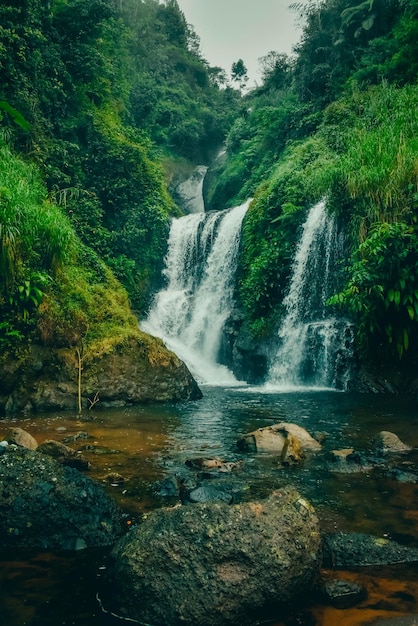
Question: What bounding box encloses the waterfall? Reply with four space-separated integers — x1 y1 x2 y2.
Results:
266 200 353 390
142 200 250 385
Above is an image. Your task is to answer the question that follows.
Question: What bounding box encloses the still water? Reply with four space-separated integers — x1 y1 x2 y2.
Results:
1 386 418 625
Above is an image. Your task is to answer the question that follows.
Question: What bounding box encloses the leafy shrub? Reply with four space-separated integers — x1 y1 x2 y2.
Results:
329 222 418 359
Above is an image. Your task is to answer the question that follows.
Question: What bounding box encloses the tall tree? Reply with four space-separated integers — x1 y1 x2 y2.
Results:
231 59 249 90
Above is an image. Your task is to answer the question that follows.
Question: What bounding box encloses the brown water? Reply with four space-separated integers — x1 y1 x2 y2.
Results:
1 386 418 625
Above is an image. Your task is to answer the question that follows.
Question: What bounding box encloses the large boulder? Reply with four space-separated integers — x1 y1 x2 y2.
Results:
237 422 321 461
104 486 321 626
0 446 124 549
0 335 201 414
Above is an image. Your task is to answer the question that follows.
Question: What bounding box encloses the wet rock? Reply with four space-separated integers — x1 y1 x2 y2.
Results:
102 472 126 486
374 431 412 454
6 427 38 450
37 439 91 470
0 446 124 549
326 448 374 473
0 337 202 414
63 431 90 443
348 371 399 394
189 485 233 504
104 487 321 626
320 576 367 608
386 468 418 483
154 475 183 497
330 448 355 460
323 532 418 568
154 474 200 500
186 457 243 473
224 317 269 384
79 444 121 455
237 423 321 464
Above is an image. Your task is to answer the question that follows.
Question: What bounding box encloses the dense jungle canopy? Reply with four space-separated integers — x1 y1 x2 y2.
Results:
0 0 417 377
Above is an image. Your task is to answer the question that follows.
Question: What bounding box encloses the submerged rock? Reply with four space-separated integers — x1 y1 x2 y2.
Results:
323 532 418 568
0 446 124 549
185 457 243 473
189 485 233 504
325 448 374 473
104 487 321 626
320 576 367 609
37 439 91 470
386 468 418 483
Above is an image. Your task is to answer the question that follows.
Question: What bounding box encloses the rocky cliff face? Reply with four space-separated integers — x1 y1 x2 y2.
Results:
0 333 202 414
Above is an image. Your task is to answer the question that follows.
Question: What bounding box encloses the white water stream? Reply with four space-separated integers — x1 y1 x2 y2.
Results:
142 200 250 385
266 200 353 390
144 174 352 390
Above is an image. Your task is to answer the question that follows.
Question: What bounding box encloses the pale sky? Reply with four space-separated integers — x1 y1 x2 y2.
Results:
176 0 308 87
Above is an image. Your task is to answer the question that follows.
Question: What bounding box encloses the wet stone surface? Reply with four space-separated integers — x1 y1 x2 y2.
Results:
0 446 124 550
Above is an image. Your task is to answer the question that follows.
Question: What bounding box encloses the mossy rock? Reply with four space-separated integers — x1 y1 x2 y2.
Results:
0 332 201 414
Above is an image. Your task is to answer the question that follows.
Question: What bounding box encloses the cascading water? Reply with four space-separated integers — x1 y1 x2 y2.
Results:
142 200 250 384
266 200 353 390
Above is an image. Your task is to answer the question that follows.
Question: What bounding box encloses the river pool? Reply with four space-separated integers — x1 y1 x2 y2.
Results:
1 386 418 625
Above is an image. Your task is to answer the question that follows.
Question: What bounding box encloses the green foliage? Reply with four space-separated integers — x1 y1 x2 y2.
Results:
8 273 47 322
231 59 249 91
0 318 25 355
0 0 417 372
238 144 319 335
0 136 141 357
37 260 139 352
0 0 238 313
0 140 77 346
320 83 418 246
329 222 418 359
350 0 418 85
82 106 173 308
0 142 77 290
226 76 418 364
121 0 236 162
206 91 322 212
292 0 403 106
0 101 29 130
258 52 293 93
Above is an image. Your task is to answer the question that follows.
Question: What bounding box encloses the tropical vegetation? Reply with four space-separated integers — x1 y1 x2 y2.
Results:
207 0 418 366
0 0 240 363
1 0 418 379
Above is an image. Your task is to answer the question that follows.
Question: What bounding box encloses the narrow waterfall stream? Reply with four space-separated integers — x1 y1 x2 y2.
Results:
142 200 250 384
267 200 353 390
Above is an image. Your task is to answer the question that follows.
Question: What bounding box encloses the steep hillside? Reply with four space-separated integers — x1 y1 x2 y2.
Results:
0 0 240 311
207 0 418 377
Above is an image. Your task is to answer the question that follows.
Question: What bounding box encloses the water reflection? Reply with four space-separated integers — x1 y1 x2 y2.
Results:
1 387 418 625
